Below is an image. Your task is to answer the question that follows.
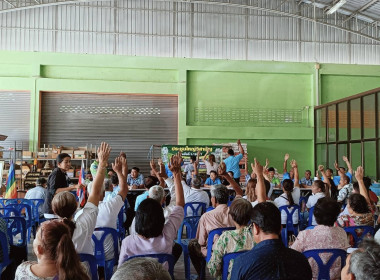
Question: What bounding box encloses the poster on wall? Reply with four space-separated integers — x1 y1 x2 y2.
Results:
161 145 224 172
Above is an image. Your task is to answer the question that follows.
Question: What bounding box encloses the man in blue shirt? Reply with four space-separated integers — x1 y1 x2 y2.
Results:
204 171 221 187
224 139 244 183
230 202 312 280
300 170 313 187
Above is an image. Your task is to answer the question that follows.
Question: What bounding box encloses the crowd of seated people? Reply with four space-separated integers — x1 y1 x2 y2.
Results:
1 140 380 280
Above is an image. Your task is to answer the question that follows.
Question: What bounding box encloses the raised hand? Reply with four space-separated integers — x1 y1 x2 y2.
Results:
157 160 168 178
119 151 127 159
150 159 158 173
355 166 364 181
284 153 290 161
97 142 111 164
334 160 339 171
237 139 241 145
251 158 263 176
265 158 269 168
291 159 297 168
112 157 123 174
318 165 325 172
169 153 182 174
343 156 348 162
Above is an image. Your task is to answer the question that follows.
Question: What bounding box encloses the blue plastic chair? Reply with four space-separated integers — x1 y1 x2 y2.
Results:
0 230 11 278
308 206 315 227
279 205 300 247
344 226 374 248
206 206 214 212
23 199 45 224
4 199 21 205
6 203 33 242
303 249 347 280
298 196 309 229
92 227 119 280
176 216 201 279
199 227 236 280
2 216 28 260
222 251 248 280
117 206 126 242
126 254 175 280
184 202 206 217
305 226 315 230
79 253 99 280
0 207 21 217
299 196 308 207
227 195 235 207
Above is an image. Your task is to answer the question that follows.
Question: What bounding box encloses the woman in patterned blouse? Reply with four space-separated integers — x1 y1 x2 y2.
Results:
208 158 267 280
335 166 374 246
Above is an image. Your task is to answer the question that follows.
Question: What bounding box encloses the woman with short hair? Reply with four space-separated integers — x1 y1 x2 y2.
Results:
118 154 185 268
291 197 349 280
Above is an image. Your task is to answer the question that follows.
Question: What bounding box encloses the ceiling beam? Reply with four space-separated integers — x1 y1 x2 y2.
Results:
3 0 16 8
343 0 379 23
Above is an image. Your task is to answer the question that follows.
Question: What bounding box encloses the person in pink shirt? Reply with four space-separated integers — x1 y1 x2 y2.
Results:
291 197 349 280
118 153 185 268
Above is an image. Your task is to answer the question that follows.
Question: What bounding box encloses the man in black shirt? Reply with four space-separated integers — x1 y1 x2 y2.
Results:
231 202 312 280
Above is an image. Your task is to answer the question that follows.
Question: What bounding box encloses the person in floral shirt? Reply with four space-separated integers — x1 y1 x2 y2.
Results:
207 198 254 280
207 159 267 280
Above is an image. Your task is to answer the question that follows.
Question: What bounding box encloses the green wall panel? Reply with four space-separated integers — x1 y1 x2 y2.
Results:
321 74 380 104
41 65 179 83
187 71 312 126
2 51 380 171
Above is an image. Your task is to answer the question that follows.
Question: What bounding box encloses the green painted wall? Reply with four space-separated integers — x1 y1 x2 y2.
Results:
1 51 380 172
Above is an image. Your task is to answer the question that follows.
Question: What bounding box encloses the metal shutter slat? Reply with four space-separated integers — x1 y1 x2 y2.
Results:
40 92 178 175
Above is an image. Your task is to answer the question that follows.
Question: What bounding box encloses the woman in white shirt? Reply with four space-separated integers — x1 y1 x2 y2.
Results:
203 148 219 176
306 180 328 226
274 160 300 226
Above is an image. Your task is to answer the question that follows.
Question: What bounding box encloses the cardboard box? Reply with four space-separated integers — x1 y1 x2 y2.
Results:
51 146 62 156
61 150 74 156
74 154 86 159
22 151 34 159
74 150 86 155
37 151 52 158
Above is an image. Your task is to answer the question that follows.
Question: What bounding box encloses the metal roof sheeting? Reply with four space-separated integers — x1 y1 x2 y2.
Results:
0 0 380 64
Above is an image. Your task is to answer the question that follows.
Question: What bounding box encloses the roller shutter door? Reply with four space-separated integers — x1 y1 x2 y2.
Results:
0 91 30 151
40 92 178 175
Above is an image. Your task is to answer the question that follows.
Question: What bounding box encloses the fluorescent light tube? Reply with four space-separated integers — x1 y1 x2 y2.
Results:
326 0 347 14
